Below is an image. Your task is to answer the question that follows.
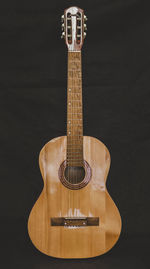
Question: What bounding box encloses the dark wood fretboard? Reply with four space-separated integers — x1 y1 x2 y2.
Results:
67 51 83 167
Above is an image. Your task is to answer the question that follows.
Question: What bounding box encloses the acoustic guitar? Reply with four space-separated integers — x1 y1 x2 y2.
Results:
28 6 122 259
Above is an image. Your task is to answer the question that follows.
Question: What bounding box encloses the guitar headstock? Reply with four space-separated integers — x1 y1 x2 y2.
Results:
61 6 87 51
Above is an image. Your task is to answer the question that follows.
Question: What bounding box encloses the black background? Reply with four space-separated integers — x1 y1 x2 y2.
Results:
1 0 150 268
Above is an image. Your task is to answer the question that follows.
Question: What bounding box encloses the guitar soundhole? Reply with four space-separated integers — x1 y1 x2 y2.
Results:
64 166 85 184
58 160 92 190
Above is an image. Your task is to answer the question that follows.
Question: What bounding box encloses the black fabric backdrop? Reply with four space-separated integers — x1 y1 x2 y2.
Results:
1 0 150 268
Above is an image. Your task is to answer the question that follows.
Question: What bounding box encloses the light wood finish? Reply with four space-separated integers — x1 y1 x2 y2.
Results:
28 136 122 259
67 51 83 166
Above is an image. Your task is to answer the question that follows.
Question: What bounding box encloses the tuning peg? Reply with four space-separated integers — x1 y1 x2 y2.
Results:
84 24 87 30
61 32 65 39
84 15 88 21
61 15 64 22
62 23 64 29
84 32 87 38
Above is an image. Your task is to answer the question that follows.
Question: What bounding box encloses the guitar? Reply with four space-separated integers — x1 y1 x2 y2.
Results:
28 6 122 259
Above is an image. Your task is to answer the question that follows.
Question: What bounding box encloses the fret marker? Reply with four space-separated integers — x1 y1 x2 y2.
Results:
69 102 71 105
69 88 71 91
69 121 71 124
69 131 71 135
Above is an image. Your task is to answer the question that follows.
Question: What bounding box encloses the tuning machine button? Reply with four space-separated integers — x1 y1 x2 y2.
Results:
84 15 88 21
84 32 87 38
61 32 65 39
61 15 64 22
84 24 87 30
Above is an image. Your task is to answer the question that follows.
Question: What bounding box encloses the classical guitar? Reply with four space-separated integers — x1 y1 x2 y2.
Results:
28 6 122 259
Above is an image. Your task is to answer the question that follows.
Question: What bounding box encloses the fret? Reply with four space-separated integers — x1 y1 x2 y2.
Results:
67 154 83 157
67 119 82 121
67 99 82 101
67 162 83 165
67 154 83 156
68 84 81 89
67 141 82 143
67 135 83 137
67 139 83 141
67 145 82 147
67 138 82 141
68 111 82 113
68 112 82 115
68 69 81 71
67 158 83 160
67 141 82 142
67 146 83 148
67 152 83 155
67 145 83 147
68 77 81 79
69 119 82 120
67 160 83 162
67 125 82 128
68 106 82 108
68 124 82 126
68 87 82 90
67 161 83 163
68 133 82 137
69 60 81 63
69 88 82 94
67 148 82 151
68 77 82 80
67 143 83 145
68 105 82 107
67 109 82 112
67 150 83 152
67 129 82 131
67 156 83 158
68 102 82 105
68 107 82 109
68 92 82 94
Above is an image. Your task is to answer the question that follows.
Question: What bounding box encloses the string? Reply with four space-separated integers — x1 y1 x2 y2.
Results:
67 52 83 219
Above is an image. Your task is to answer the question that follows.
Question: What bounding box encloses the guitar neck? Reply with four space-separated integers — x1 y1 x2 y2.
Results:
61 6 87 167
67 51 83 167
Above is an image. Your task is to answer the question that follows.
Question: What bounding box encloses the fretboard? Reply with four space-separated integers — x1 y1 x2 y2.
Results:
67 51 83 167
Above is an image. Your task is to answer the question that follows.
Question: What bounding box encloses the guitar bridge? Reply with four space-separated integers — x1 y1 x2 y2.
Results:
51 217 99 227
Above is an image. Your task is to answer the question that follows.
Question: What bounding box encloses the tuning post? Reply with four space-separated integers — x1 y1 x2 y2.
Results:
84 32 87 38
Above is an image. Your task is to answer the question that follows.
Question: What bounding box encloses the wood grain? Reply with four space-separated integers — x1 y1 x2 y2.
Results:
67 51 83 166
28 136 122 258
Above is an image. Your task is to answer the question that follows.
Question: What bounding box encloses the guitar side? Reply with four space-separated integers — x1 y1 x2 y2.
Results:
28 136 122 259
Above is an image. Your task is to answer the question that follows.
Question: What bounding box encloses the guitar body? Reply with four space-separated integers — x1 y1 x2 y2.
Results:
28 136 122 259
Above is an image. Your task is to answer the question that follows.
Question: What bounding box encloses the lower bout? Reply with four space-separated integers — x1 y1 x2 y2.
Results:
28 197 121 258
28 225 121 259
